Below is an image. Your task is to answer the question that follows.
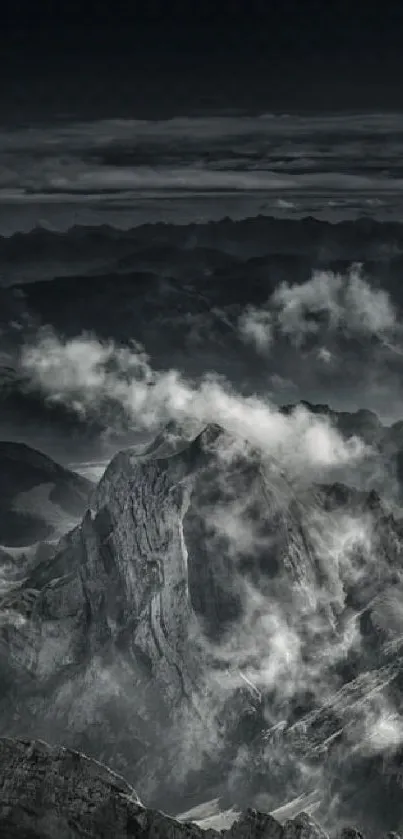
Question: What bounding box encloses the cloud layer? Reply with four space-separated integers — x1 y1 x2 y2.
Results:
20 329 365 480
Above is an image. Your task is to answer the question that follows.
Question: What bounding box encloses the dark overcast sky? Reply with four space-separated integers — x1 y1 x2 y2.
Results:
2 1 403 118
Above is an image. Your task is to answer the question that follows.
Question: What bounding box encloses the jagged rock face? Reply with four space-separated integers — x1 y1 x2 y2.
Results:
0 427 225 805
1 425 403 831
0 737 373 839
0 737 143 839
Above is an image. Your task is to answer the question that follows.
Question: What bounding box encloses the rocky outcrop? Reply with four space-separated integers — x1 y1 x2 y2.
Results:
0 737 383 839
0 737 143 838
0 427 223 807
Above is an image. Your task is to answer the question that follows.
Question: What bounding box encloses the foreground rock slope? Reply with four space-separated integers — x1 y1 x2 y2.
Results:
0 737 384 839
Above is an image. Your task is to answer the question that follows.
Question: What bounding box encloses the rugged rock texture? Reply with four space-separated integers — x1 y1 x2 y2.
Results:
0 737 143 838
0 737 381 839
0 427 219 807
0 425 403 831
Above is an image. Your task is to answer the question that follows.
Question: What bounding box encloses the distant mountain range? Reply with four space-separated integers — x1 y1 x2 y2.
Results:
0 440 93 547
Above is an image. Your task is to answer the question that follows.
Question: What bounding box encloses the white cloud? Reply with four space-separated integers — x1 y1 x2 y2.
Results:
344 269 397 335
239 265 399 355
21 330 366 479
317 347 333 364
239 307 273 352
272 270 343 345
365 709 403 753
